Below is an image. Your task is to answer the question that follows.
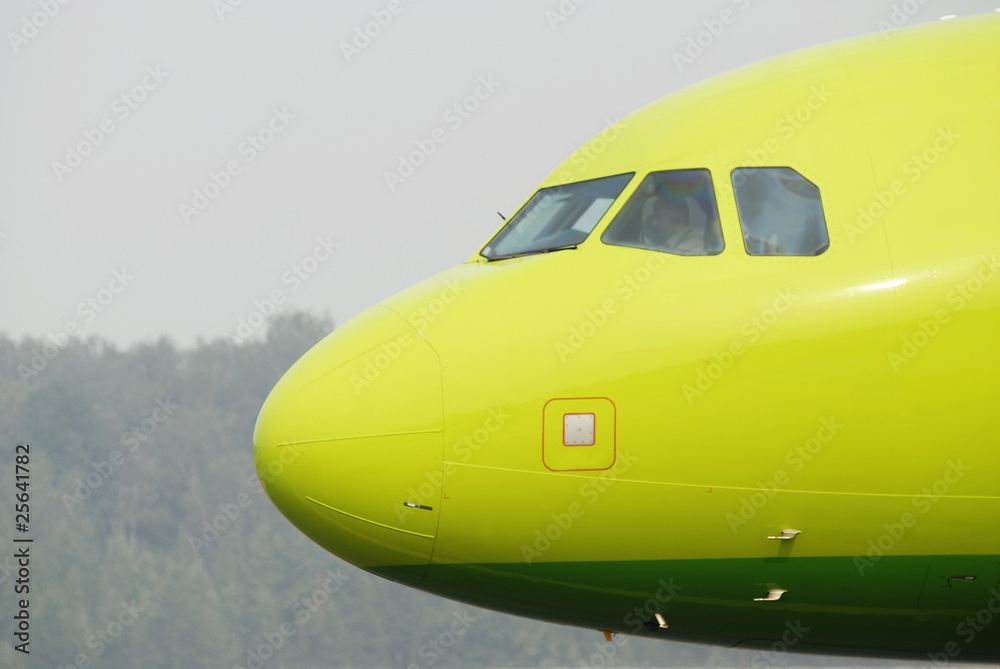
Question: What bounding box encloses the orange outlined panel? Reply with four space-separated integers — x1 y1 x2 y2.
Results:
543 398 616 471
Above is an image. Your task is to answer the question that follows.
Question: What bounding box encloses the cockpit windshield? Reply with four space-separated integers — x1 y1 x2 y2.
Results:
481 173 633 260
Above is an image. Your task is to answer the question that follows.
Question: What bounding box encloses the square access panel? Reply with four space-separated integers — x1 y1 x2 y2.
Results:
563 413 595 446
543 398 616 471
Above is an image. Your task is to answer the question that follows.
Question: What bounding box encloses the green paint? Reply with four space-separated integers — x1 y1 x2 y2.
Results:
375 555 1000 662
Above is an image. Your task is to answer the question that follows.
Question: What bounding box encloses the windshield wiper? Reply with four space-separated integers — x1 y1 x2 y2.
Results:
485 244 578 262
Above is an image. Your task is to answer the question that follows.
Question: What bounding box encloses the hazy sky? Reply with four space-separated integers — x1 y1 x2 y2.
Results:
2 0 998 348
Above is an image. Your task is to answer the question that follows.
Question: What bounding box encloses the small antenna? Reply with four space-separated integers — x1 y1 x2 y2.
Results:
497 211 506 221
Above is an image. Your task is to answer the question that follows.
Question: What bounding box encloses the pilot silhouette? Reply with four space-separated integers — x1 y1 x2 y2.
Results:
640 196 704 254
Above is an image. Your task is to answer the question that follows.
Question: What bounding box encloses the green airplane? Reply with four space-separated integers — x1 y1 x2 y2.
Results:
254 13 1000 662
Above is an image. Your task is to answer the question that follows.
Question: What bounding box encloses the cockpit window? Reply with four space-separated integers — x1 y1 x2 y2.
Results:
601 169 724 256
481 173 633 260
731 167 829 256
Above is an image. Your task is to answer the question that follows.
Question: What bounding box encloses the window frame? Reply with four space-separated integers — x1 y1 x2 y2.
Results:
730 166 830 257
479 172 635 261
600 168 726 257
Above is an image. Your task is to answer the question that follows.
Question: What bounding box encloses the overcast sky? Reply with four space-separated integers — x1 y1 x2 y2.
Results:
2 0 998 348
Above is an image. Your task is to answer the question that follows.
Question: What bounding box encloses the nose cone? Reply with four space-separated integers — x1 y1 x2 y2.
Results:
253 306 443 585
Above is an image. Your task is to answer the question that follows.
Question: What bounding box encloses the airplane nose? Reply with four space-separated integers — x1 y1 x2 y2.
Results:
253 306 443 586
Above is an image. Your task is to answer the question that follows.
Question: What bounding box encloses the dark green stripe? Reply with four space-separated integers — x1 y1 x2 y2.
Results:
374 555 1000 662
